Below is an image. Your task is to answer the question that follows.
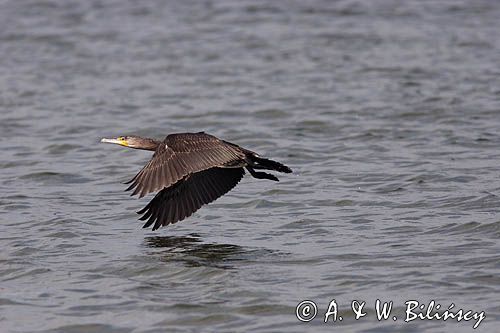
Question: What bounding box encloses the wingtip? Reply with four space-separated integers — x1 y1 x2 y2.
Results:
142 218 155 229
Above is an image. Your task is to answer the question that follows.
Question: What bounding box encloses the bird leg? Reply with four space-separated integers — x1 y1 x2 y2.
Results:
246 166 279 181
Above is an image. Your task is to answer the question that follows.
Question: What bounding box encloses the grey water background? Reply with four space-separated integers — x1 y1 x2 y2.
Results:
1 0 499 332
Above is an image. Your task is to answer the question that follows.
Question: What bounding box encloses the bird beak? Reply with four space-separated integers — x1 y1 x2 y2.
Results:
101 137 128 146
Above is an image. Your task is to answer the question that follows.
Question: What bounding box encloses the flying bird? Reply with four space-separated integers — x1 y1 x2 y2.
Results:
101 132 292 230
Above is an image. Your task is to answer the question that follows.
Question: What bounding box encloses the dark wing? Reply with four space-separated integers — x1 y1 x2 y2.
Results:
138 167 245 230
125 133 246 198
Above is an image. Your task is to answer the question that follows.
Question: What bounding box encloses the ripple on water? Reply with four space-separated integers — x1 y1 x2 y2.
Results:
40 324 132 333
19 171 90 184
426 220 500 238
44 143 83 155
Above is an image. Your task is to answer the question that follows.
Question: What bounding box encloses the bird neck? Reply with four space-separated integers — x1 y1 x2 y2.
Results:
133 137 161 151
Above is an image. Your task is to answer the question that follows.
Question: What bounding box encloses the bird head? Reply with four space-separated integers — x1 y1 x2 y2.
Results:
101 136 159 151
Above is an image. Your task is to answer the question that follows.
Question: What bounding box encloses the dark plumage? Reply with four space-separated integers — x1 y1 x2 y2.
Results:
101 132 292 230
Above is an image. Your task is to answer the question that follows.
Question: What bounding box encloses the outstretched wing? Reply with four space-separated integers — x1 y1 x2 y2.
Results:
125 133 245 198
138 167 245 230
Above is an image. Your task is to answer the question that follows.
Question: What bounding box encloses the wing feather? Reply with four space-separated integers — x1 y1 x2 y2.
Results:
126 133 245 198
140 167 245 230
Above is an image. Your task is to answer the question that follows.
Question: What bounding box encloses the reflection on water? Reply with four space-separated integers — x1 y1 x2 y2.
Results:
145 234 267 269
145 234 203 249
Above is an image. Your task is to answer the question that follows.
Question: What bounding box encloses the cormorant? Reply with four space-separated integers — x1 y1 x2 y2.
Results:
101 132 292 230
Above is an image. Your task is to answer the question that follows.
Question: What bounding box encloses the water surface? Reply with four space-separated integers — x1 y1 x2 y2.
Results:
1 1 500 332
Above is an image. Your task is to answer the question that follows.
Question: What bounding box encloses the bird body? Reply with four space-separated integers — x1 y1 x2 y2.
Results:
101 132 292 230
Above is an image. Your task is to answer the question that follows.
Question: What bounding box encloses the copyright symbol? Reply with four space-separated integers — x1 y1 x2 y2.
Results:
296 300 317 322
